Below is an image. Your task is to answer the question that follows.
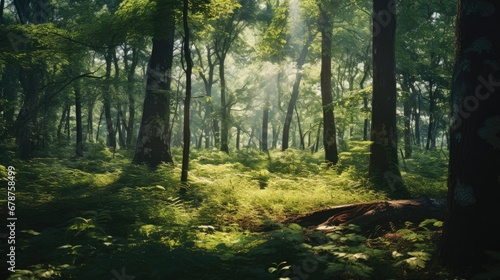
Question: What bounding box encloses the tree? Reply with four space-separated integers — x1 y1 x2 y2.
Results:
438 0 500 277
181 0 193 183
318 0 339 165
281 0 317 151
368 0 407 197
132 1 175 167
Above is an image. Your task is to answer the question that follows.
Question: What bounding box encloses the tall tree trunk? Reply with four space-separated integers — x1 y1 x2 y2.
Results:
219 57 230 153
236 126 241 150
125 46 139 148
369 0 407 197
261 104 269 152
360 46 371 142
438 1 500 276
116 104 126 148
96 108 104 143
87 97 95 143
103 47 116 151
319 3 338 164
282 34 316 150
1 62 17 133
315 120 322 153
412 86 421 147
181 0 192 183
75 83 83 157
57 103 68 144
401 79 412 158
133 25 175 167
0 0 5 24
15 67 42 159
426 81 436 150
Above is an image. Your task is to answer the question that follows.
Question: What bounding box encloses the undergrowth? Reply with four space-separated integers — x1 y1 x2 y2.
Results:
0 142 450 279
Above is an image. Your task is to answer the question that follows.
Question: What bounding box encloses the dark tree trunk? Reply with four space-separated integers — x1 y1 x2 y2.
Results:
360 48 370 142
15 66 41 159
261 105 269 152
412 86 422 147
125 46 139 148
0 0 4 24
369 0 407 197
363 100 370 141
401 79 412 158
75 84 83 157
181 0 192 183
1 63 17 133
103 47 116 151
96 108 104 143
236 126 241 150
87 97 95 143
133 26 175 167
319 4 338 164
57 103 68 145
426 82 436 150
315 120 322 153
116 104 126 148
282 34 315 151
438 1 500 277
219 57 230 153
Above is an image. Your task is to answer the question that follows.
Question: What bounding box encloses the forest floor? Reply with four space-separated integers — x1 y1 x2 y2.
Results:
0 141 463 280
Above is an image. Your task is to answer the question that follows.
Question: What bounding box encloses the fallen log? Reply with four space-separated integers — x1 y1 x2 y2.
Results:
283 197 446 232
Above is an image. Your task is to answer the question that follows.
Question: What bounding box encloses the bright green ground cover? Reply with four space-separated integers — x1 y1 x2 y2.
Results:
0 142 451 279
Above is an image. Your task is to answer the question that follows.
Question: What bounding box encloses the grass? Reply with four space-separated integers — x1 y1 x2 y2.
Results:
0 142 451 279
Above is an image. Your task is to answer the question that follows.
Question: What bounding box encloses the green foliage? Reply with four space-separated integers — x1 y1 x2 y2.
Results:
1 146 450 279
313 224 385 279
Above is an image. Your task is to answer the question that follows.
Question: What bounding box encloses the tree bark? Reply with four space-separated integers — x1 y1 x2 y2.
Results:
103 47 116 151
425 81 436 150
181 0 192 183
133 26 175 167
319 3 338 164
236 126 241 150
261 105 269 152
218 57 230 153
438 1 500 276
124 46 139 148
401 78 412 158
369 0 407 197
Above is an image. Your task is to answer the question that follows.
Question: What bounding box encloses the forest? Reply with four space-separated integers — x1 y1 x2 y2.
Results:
0 0 499 279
